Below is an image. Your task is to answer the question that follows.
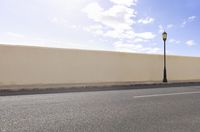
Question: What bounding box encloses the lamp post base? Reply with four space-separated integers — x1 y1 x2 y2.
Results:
163 68 168 83
163 78 168 83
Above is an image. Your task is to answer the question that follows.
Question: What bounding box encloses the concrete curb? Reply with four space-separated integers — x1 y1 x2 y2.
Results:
1 81 200 96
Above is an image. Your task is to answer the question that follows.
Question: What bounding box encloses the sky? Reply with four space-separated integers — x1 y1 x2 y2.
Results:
0 0 200 56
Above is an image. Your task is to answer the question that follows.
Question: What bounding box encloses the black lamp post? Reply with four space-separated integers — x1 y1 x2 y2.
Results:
162 31 168 82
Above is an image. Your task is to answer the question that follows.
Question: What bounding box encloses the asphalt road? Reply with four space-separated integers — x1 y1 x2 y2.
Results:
1 86 200 132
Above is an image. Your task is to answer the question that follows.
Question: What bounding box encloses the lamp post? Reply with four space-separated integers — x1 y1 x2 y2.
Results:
162 31 168 82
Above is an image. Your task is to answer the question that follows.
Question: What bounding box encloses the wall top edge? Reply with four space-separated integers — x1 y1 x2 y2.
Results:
0 44 200 58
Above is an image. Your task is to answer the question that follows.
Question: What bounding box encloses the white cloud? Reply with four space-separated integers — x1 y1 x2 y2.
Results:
138 17 154 24
188 16 197 21
113 41 162 54
169 39 181 44
82 3 104 22
85 27 156 41
135 32 156 40
181 21 187 27
186 40 196 46
84 24 104 35
110 0 138 7
181 16 197 27
132 38 148 43
83 3 136 31
83 1 156 41
83 0 157 54
158 25 164 33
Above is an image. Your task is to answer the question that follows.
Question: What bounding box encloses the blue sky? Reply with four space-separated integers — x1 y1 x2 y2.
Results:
0 0 200 56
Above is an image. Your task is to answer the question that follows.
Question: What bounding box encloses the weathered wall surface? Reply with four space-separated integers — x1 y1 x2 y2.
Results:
0 45 200 87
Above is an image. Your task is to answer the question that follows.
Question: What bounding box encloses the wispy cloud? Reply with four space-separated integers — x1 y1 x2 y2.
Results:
0 32 64 47
181 16 197 27
0 31 103 50
158 25 164 33
158 24 174 33
167 24 174 29
134 32 156 40
186 40 196 46
110 0 138 6
188 16 197 21
169 39 181 44
85 25 156 40
113 41 162 54
138 17 154 24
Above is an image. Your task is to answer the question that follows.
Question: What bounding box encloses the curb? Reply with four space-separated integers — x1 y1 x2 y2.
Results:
1 81 200 96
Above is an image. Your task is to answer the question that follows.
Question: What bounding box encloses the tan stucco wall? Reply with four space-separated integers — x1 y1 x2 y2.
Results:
0 44 200 87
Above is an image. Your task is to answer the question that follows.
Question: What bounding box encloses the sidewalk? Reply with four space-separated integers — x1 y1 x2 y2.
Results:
1 81 200 96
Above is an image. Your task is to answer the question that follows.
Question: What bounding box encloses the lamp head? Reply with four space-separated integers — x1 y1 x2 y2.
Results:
162 31 167 41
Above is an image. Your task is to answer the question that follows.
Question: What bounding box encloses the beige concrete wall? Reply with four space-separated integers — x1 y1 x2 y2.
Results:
0 44 200 87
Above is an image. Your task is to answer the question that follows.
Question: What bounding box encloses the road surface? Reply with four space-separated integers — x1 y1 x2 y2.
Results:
1 86 200 132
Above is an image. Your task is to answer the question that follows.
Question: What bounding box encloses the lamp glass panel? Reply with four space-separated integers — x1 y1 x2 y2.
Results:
162 33 167 39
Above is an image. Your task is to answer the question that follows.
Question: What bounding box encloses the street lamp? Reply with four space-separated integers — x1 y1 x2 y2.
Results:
162 31 168 82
